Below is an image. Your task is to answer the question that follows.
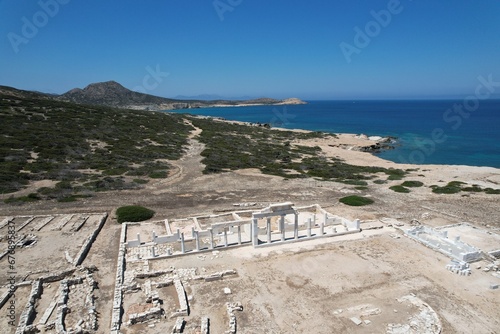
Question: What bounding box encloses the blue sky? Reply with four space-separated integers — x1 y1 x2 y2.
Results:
1 0 500 100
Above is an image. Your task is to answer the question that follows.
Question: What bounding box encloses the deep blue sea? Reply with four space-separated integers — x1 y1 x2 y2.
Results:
168 100 500 168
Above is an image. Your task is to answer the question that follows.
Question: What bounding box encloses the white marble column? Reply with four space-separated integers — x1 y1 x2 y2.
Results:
252 218 259 247
294 213 299 240
307 218 312 237
195 231 200 251
267 218 272 244
280 215 285 242
237 225 242 245
320 223 324 235
208 228 214 249
180 232 185 254
224 228 228 247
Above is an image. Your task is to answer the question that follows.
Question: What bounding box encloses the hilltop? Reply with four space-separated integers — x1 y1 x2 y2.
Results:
58 81 306 110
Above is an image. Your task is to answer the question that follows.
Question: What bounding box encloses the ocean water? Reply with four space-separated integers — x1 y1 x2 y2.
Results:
168 100 500 168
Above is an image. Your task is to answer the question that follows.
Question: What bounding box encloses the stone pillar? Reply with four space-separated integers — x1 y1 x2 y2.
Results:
152 231 156 242
208 228 214 249
324 213 328 225
237 225 242 245
280 215 285 242
195 231 200 251
137 233 141 244
224 228 228 247
294 213 299 240
313 214 316 226
307 218 312 238
151 247 156 257
267 218 272 244
320 223 324 236
180 233 185 254
191 227 195 238
252 218 259 247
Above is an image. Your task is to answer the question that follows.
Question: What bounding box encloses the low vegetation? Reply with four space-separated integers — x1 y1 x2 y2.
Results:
389 185 411 193
401 180 424 187
116 205 155 223
0 91 192 198
190 117 407 183
339 195 374 206
431 181 500 194
1 90 413 202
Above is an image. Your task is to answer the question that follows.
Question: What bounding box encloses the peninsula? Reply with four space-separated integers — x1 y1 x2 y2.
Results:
57 81 306 111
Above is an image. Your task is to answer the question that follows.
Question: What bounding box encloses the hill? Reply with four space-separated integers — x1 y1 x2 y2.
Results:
0 87 193 198
59 81 306 110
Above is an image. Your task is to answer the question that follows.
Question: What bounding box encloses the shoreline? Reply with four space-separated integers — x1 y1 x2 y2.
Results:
188 115 500 173
190 114 500 192
190 114 500 171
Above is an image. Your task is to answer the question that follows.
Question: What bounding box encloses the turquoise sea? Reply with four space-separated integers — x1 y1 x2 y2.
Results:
169 100 500 168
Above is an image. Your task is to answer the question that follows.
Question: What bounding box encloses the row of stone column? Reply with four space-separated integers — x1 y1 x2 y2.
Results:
177 225 243 254
255 213 332 246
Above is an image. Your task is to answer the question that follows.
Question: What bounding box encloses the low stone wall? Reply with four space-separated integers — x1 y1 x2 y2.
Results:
0 288 15 309
111 223 127 333
16 280 42 334
128 307 163 325
171 279 189 318
73 213 108 266
200 317 210 334
40 269 76 283
226 302 243 334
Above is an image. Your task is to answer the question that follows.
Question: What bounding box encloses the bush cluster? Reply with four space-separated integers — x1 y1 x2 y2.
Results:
116 205 155 223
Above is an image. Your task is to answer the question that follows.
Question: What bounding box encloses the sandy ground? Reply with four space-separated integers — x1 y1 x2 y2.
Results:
119 224 500 333
0 119 499 333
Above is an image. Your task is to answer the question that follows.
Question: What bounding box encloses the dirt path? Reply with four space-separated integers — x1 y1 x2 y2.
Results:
149 120 206 195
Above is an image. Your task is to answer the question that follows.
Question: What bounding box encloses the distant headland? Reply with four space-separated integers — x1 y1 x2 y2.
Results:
54 81 306 111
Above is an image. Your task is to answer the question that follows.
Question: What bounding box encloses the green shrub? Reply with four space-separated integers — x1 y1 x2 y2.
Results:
133 178 149 184
462 185 483 192
484 188 500 194
149 171 168 178
55 181 72 189
102 167 128 176
116 205 155 223
431 183 462 194
401 181 424 187
339 195 374 206
390 185 410 193
4 193 41 203
373 179 387 184
341 179 368 186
